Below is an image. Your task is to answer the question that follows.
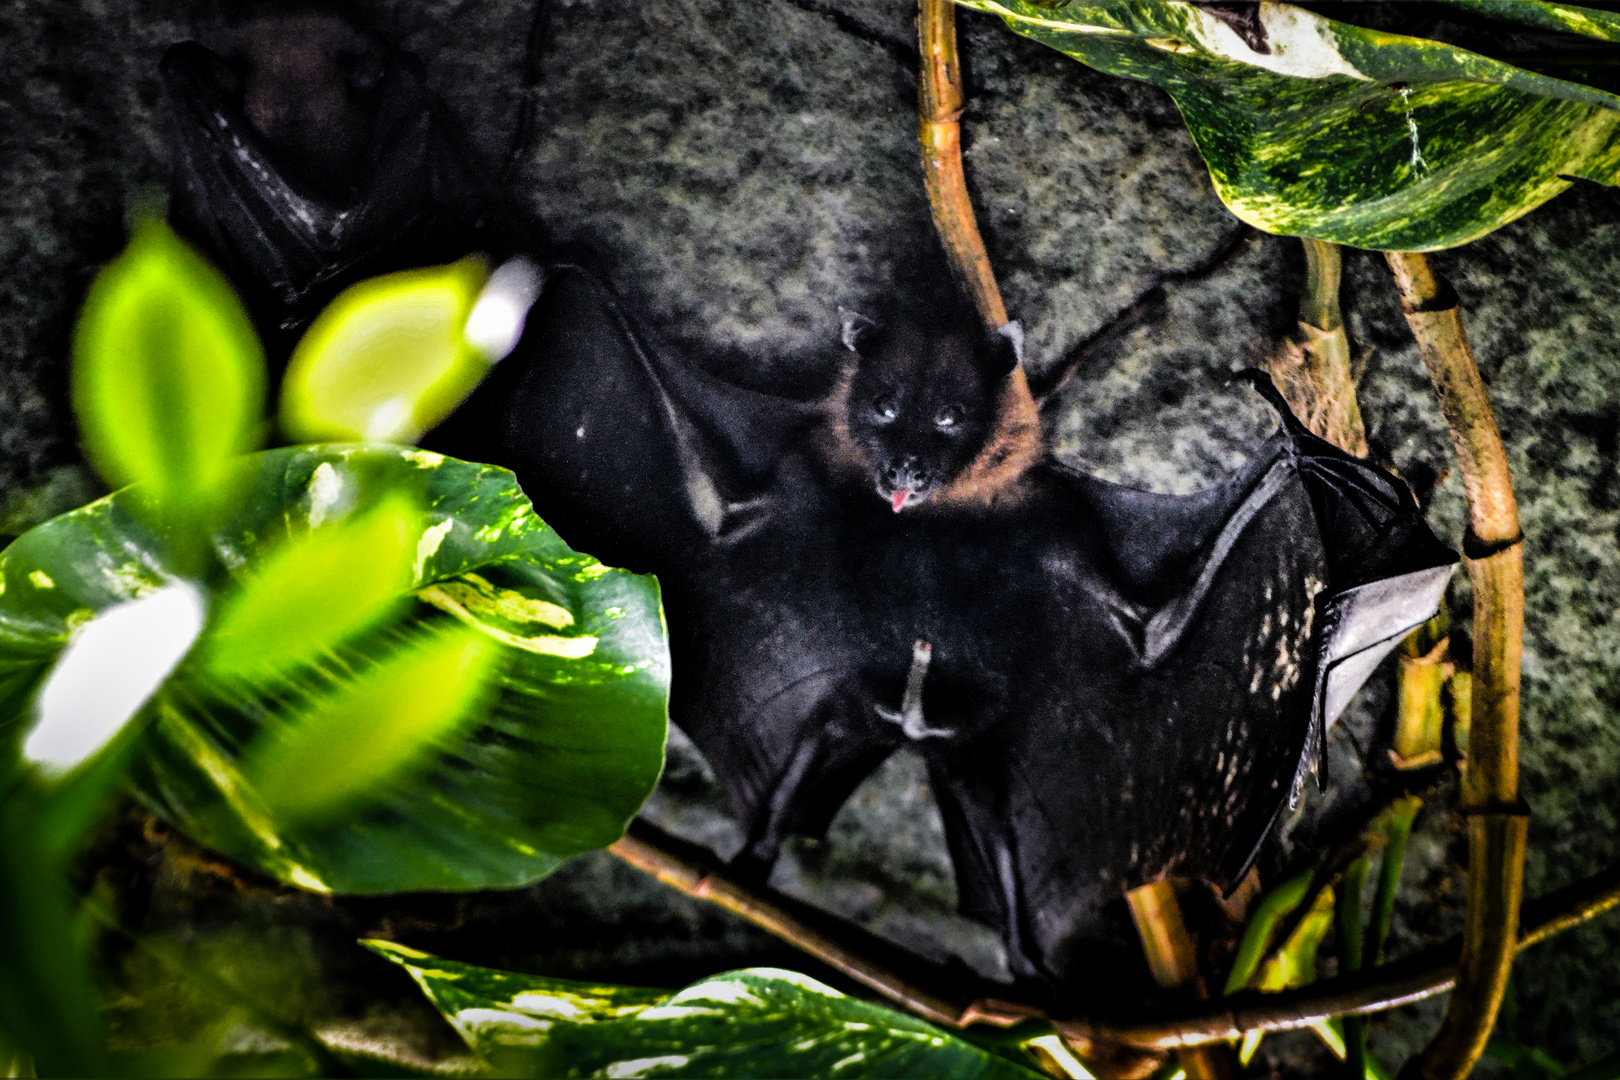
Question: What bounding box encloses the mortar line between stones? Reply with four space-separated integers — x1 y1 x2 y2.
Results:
776 0 920 67
1035 223 1258 406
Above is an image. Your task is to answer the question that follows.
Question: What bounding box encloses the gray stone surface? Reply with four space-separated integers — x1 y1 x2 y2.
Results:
4 0 1619 1073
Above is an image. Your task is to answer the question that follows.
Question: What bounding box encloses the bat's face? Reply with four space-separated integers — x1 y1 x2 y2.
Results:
841 317 1019 512
161 11 519 346
170 16 399 203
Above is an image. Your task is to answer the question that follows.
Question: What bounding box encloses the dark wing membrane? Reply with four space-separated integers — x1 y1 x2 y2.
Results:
921 380 1454 985
431 267 823 574
921 444 1330 983
162 41 525 343
1287 425 1459 796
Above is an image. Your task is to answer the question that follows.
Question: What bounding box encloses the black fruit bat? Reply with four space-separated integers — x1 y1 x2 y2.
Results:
158 15 1458 984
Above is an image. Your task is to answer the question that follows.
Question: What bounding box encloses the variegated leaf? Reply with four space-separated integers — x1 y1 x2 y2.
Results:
0 445 669 894
957 0 1620 250
365 941 1044 1079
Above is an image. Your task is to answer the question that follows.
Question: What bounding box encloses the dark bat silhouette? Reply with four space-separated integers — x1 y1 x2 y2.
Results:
160 17 1457 985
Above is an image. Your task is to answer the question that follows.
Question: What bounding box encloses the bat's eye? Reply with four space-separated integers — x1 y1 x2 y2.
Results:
934 406 961 431
873 400 898 425
344 49 385 92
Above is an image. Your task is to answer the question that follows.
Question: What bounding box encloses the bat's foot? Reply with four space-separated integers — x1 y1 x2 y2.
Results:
874 705 953 741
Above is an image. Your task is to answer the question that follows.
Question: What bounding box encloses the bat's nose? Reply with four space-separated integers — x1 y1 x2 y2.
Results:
884 456 920 486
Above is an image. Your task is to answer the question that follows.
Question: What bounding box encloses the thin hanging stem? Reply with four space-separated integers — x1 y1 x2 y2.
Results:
1384 251 1525 1080
917 0 1006 330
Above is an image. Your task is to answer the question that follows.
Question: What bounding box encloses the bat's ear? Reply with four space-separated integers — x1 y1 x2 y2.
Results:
984 319 1024 376
840 309 882 354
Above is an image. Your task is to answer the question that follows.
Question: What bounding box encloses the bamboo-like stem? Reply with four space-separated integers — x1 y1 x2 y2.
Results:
1263 239 1368 456
1384 250 1525 1080
1393 627 1449 770
1125 883 1234 1079
917 0 1006 331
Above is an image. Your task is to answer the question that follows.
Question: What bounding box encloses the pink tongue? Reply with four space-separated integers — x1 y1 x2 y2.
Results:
891 490 910 513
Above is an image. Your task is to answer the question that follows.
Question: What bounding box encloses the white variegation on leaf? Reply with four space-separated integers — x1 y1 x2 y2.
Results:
24 582 206 775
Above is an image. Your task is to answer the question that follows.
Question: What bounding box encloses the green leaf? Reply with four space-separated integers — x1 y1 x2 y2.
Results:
202 494 418 680
956 1 1620 250
0 446 669 894
280 259 493 444
71 220 265 500
1223 871 1311 994
0 788 107 1077
365 941 1045 1079
240 627 499 826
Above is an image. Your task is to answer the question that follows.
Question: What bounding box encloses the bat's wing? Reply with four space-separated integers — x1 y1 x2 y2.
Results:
917 376 1455 984
433 266 825 573
161 39 529 347
430 267 887 871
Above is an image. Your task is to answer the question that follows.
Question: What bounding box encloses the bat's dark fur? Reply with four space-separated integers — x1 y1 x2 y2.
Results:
160 14 1458 991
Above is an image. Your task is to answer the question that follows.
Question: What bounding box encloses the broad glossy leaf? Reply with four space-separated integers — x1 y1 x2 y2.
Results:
281 259 496 444
957 1 1620 250
72 220 265 500
0 446 669 893
365 941 1044 1079
202 494 417 680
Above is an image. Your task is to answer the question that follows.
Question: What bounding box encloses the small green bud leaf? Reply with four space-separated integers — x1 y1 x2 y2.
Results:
239 628 498 826
280 258 496 444
71 221 266 501
202 494 421 680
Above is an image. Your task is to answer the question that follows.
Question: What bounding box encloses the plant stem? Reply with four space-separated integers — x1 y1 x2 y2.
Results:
1384 251 1525 1080
1338 855 1373 1079
1263 239 1368 455
608 821 962 1027
1369 796 1423 966
1054 861 1618 1054
1126 883 1233 1079
1393 624 1448 770
917 0 1006 331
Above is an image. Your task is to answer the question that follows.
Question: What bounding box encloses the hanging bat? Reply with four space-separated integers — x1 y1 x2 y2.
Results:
158 16 1458 984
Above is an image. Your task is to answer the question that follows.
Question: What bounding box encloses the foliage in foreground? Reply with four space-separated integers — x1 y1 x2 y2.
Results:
0 220 670 1075
367 941 1044 1079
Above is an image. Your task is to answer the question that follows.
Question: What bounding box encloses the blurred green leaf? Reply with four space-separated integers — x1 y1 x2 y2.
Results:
0 446 669 894
71 220 265 502
202 495 417 681
366 941 1044 1079
241 627 498 826
280 259 492 445
957 1 1620 250
0 788 106 1077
